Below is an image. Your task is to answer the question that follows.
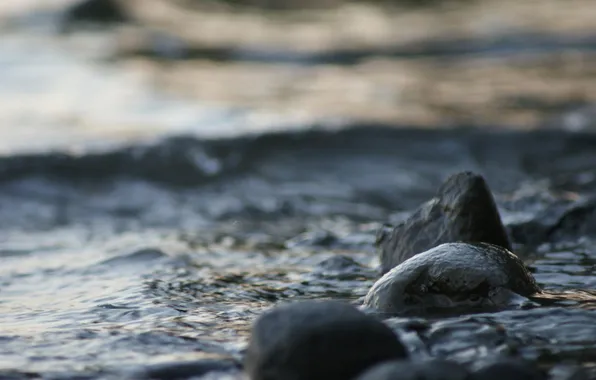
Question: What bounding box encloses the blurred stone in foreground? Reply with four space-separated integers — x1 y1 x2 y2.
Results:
244 300 407 380
61 0 129 30
355 358 470 380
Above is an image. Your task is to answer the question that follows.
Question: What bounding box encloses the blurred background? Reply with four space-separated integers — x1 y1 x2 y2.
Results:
1 0 596 153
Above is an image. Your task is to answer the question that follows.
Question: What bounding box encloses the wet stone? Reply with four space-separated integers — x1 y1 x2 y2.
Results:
315 255 362 272
547 197 596 242
377 171 512 275
470 357 547 380
500 190 574 247
286 230 338 249
355 359 470 380
243 300 407 380
364 242 541 315
309 255 376 281
506 196 596 246
61 0 129 29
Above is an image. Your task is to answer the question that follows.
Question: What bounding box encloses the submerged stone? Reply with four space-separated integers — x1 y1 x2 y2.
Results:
377 171 512 275
364 242 541 315
314 255 362 272
355 358 469 380
309 255 376 280
244 300 407 380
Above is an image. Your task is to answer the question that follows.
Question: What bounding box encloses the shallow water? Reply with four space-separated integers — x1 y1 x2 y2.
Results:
1 2 596 380
2 126 596 379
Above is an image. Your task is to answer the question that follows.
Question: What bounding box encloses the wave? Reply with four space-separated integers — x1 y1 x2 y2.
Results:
125 33 596 65
1 124 596 189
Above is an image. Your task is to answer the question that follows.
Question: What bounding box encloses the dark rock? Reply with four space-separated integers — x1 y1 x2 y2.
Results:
139 359 240 380
547 197 596 241
244 300 407 380
470 358 546 380
364 242 541 315
377 171 512 275
312 254 367 273
309 255 376 281
286 230 338 249
287 229 377 252
315 255 362 272
507 215 563 247
505 195 596 246
500 189 573 246
355 359 470 380
61 0 129 30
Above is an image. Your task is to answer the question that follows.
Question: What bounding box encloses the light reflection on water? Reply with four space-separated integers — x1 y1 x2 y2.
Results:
0 19 315 157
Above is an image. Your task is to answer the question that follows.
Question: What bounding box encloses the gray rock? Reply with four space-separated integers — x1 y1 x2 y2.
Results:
364 242 541 315
355 359 470 380
244 300 407 380
377 171 511 275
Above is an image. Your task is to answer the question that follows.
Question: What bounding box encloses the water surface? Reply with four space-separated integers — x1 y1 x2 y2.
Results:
1 1 596 379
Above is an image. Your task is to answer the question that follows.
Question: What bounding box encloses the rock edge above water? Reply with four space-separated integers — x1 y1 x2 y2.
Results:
365 242 541 315
377 171 512 275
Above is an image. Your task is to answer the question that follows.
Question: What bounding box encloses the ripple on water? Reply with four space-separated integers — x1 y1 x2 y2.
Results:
1 138 596 379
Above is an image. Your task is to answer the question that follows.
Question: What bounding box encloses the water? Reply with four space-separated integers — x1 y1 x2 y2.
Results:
1 1 596 379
